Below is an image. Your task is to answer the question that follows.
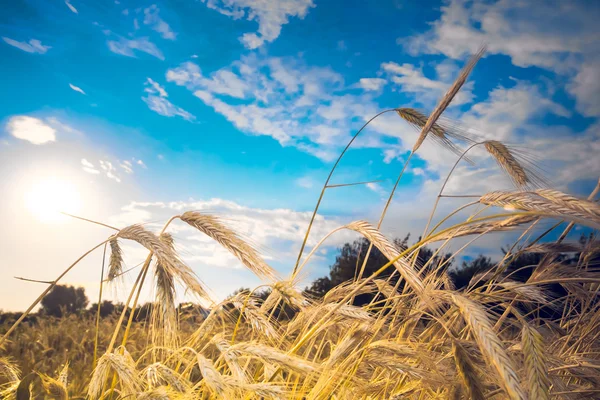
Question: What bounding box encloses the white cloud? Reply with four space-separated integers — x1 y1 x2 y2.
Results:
366 182 384 195
201 0 314 49
145 77 168 97
142 78 195 121
109 197 355 277
405 0 599 117
6 116 56 145
566 60 600 117
358 78 386 91
136 159 147 168
99 160 121 183
143 4 176 40
65 0 78 14
107 37 164 60
166 55 378 160
81 158 100 174
120 160 133 174
69 83 86 95
2 37 51 54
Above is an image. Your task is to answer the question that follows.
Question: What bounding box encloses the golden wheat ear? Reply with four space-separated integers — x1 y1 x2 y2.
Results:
397 107 474 160
180 211 279 282
117 224 210 300
413 46 486 153
107 238 123 282
452 341 485 400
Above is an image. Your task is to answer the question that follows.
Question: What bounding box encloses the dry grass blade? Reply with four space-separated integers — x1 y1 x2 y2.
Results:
522 325 550 400
412 46 485 152
107 238 123 282
88 348 140 399
446 292 525 400
180 211 279 282
452 341 485 400
484 141 529 188
346 220 424 294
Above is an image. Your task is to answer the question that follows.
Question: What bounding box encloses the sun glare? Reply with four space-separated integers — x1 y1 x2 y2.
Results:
24 177 82 223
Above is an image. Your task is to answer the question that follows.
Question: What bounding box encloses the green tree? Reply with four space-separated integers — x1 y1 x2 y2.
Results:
40 284 88 317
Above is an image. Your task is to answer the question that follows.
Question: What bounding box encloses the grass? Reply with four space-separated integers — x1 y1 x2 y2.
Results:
2 48 600 399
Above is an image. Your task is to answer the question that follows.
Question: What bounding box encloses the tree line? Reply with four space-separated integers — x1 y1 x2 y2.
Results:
2 232 595 322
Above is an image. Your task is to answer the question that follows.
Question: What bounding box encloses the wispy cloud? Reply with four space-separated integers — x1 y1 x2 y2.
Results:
99 160 121 183
201 0 315 49
142 78 195 121
107 36 164 60
6 116 56 145
81 158 100 174
2 37 51 54
143 4 176 40
69 83 86 95
65 0 78 14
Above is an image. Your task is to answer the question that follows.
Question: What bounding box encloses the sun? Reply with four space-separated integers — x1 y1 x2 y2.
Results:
24 177 82 223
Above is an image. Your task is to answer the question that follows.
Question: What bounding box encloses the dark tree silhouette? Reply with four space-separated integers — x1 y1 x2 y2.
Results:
305 235 452 305
40 285 88 317
449 255 495 289
89 300 116 318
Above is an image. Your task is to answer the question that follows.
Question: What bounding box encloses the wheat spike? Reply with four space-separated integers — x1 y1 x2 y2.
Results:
484 140 529 187
396 108 468 157
40 372 68 400
228 342 318 375
480 191 600 228
180 211 279 282
452 341 485 400
88 348 140 399
143 362 188 393
107 238 123 282
346 220 424 294
522 325 550 400
413 46 485 152
117 224 210 300
445 292 525 400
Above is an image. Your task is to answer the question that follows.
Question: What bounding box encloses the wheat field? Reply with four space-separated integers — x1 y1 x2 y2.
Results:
1 48 600 400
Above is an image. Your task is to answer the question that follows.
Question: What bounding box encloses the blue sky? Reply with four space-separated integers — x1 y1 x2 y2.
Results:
0 0 598 311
